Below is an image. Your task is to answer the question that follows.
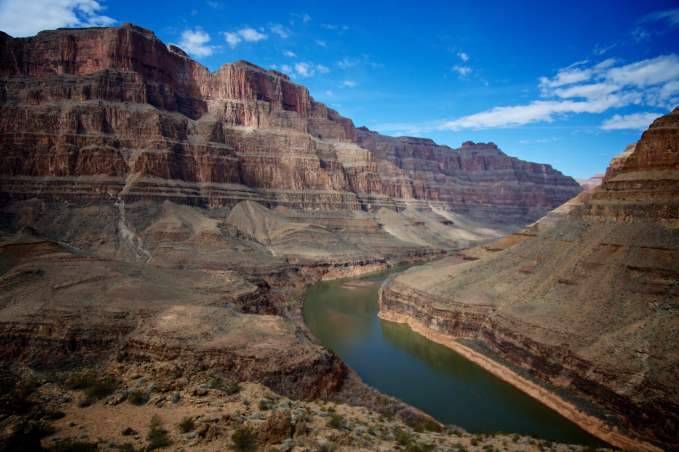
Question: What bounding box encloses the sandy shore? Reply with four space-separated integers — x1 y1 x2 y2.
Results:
378 309 662 452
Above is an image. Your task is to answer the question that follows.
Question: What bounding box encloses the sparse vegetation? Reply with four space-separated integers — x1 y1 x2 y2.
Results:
64 369 118 404
178 416 195 433
146 415 171 450
51 438 99 451
327 413 345 429
207 376 241 395
394 428 413 446
231 426 257 452
127 390 149 406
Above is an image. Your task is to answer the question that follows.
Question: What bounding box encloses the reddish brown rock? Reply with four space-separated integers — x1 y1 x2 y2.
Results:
379 108 679 450
0 23 580 222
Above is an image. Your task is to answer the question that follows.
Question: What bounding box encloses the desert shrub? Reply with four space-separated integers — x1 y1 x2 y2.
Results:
64 370 98 390
178 417 195 433
327 413 344 429
406 417 442 433
64 370 118 403
231 426 257 452
394 428 413 446
82 375 118 400
258 398 272 410
207 377 240 395
406 443 436 452
0 420 55 451
51 438 99 451
318 442 337 452
146 415 171 450
127 390 149 406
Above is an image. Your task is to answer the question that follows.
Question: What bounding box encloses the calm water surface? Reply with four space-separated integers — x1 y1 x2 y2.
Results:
303 267 605 446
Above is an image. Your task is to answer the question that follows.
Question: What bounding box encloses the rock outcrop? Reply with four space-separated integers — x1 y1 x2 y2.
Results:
379 108 679 450
0 23 580 221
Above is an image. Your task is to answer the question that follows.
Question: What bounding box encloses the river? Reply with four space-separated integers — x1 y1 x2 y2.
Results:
303 267 605 446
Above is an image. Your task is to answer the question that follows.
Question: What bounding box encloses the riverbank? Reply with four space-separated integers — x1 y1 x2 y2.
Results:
377 281 661 452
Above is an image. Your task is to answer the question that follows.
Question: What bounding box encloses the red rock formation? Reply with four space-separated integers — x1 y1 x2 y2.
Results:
0 23 580 222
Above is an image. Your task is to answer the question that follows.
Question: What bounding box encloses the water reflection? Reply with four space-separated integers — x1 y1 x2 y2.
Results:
303 270 605 447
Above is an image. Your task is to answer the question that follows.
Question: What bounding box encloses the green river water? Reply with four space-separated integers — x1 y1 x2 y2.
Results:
303 267 606 447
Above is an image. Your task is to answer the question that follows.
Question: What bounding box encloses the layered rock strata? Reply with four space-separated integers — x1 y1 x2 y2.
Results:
379 108 679 450
0 23 579 223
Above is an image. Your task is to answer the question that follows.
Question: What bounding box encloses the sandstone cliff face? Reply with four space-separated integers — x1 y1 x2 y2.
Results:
378 108 679 450
0 23 579 221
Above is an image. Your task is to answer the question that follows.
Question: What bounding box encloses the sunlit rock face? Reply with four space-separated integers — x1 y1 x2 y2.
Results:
379 108 679 450
0 23 580 221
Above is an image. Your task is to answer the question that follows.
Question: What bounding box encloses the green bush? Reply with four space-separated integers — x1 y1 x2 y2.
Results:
327 413 344 429
147 415 171 450
82 375 118 400
394 428 413 446
127 390 149 406
178 417 195 433
231 426 257 452
51 438 99 451
207 377 240 395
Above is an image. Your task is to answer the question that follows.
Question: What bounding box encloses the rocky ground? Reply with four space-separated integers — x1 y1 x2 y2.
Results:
1 362 609 452
379 109 679 451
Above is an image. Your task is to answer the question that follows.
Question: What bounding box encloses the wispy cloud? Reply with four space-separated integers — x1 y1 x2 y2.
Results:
632 7 679 42
441 54 679 130
341 80 357 88
178 28 215 57
601 112 662 130
283 50 296 58
0 0 115 37
640 7 679 27
451 51 472 79
291 62 330 78
270 24 290 38
452 65 472 78
224 27 267 48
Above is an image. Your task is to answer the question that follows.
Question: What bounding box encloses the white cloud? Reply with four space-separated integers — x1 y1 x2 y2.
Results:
601 112 662 130
224 32 241 48
342 80 357 88
301 13 311 24
281 64 292 73
0 0 115 37
178 28 214 57
292 62 330 77
294 62 312 77
270 24 290 38
239 27 267 42
457 51 469 62
607 54 679 87
640 7 679 27
337 57 359 69
224 27 267 48
315 40 327 47
440 54 676 130
441 97 626 130
452 65 472 78
283 50 296 58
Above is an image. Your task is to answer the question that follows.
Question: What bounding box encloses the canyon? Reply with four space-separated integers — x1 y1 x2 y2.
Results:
0 21 666 451
379 108 679 451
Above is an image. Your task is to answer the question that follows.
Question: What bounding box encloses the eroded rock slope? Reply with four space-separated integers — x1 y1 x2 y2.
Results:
379 108 679 450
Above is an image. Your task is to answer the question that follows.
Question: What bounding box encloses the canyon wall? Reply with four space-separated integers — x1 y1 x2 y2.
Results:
0 23 580 222
379 108 679 450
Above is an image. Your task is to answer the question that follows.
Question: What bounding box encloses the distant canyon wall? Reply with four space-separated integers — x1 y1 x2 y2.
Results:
0 23 580 224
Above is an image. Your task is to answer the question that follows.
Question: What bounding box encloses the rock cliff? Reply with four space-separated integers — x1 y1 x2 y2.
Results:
379 108 679 450
0 23 580 219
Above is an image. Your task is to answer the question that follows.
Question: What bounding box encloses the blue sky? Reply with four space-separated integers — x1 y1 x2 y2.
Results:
1 1 678 179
